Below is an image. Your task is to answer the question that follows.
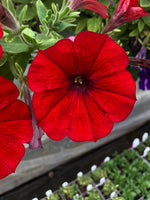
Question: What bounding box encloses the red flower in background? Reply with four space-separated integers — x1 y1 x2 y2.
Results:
103 0 149 34
28 31 136 142
0 76 32 179
0 25 3 59
69 0 109 18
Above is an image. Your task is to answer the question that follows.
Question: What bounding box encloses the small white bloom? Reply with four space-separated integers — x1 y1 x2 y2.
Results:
99 177 106 186
132 138 140 149
142 132 149 142
86 184 93 191
103 157 110 163
32 198 38 200
77 171 83 177
110 191 116 198
143 147 150 157
45 190 53 197
91 165 97 172
62 182 68 188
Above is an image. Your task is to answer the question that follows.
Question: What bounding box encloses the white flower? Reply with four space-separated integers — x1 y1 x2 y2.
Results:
103 156 110 163
86 184 93 191
91 165 97 172
77 171 83 177
132 138 140 149
45 190 53 197
142 132 149 142
62 182 68 188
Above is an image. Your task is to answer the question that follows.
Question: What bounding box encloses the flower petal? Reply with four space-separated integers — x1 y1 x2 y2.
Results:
89 36 129 79
0 136 25 179
0 45 2 59
0 100 32 143
125 7 149 22
91 70 136 121
34 89 113 142
32 87 69 123
39 39 77 77
77 0 109 18
0 25 3 38
74 31 107 74
27 52 69 92
0 76 19 110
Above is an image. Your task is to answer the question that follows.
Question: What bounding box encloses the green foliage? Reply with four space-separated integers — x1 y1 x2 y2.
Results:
77 175 92 186
102 180 117 196
47 193 60 200
85 189 102 200
90 168 107 181
59 184 79 199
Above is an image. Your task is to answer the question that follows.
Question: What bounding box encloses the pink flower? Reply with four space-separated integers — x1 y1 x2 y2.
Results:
69 0 109 18
103 0 149 34
27 31 136 142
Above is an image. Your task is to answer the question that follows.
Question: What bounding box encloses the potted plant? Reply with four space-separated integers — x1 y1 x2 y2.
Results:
77 175 93 193
90 167 107 184
59 183 79 200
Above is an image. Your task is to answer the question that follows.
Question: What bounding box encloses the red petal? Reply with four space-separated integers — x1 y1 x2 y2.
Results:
129 0 138 7
0 100 32 143
116 0 130 13
0 136 25 179
0 25 3 38
0 45 2 59
27 52 69 93
0 76 19 110
39 39 77 77
78 0 109 18
34 89 113 142
125 7 149 22
32 87 69 123
90 71 136 122
74 31 107 74
82 94 114 141
89 36 129 79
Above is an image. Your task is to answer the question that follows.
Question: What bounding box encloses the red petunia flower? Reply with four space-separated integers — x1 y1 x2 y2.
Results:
103 0 149 34
0 76 33 179
27 31 136 142
69 0 109 18
0 25 3 59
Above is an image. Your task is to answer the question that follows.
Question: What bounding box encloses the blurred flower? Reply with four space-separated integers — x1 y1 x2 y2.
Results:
103 0 149 34
27 31 136 142
0 25 3 59
138 55 150 90
69 0 109 18
0 76 32 179
0 3 19 32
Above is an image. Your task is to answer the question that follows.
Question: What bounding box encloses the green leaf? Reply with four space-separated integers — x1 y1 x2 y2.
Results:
19 5 28 26
138 19 145 32
87 17 101 32
75 17 87 34
143 15 150 28
140 0 150 7
129 28 139 37
12 52 31 72
39 38 58 50
22 28 36 46
16 5 36 21
36 0 48 24
6 0 16 17
0 54 7 67
0 61 14 81
55 21 76 32
1 36 29 53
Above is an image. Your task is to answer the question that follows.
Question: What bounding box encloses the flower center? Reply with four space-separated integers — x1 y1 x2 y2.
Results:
69 74 93 94
74 76 83 85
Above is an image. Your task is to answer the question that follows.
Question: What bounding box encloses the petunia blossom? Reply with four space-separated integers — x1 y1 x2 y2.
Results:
103 0 149 34
27 31 136 142
0 76 33 179
0 25 3 59
69 0 109 18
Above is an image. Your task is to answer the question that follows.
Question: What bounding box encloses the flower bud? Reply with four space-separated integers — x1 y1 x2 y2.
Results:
0 4 19 32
